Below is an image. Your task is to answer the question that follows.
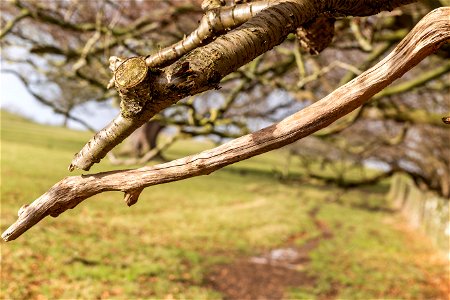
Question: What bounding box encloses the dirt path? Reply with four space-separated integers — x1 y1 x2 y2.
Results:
206 206 333 299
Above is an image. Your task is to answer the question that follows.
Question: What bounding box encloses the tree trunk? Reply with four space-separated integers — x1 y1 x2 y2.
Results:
126 121 165 160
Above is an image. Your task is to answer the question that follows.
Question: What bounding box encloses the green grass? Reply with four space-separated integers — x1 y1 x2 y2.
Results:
1 110 447 299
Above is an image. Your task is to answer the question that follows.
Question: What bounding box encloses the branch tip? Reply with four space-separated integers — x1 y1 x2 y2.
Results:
2 231 12 242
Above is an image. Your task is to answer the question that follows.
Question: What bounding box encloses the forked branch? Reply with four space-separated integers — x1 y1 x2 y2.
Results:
2 7 448 242
145 0 272 68
69 0 415 172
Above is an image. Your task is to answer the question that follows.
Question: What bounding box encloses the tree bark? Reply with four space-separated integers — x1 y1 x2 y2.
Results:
69 0 415 171
2 7 448 242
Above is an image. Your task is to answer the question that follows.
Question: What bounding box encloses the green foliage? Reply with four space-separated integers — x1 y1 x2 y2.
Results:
1 110 446 299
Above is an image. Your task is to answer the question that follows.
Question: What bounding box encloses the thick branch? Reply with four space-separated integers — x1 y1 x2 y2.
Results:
2 7 448 242
69 0 415 171
145 0 271 68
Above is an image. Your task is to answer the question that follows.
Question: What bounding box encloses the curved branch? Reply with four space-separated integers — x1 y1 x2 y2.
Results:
0 8 31 39
2 7 448 242
315 56 450 136
372 59 450 100
69 0 415 172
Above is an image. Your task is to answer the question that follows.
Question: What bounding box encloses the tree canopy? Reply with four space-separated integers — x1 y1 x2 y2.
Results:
1 0 449 241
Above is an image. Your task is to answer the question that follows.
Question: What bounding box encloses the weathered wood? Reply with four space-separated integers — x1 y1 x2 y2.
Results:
2 7 449 242
114 57 154 119
69 0 415 172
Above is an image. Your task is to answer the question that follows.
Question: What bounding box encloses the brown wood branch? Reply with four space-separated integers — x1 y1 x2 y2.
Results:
69 0 415 172
2 7 449 242
145 0 271 68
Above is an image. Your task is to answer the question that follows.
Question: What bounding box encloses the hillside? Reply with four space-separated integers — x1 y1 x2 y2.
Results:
1 110 448 299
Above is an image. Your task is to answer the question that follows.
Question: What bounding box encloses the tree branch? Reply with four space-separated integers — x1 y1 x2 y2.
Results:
372 59 450 100
315 56 450 136
2 7 448 242
0 8 31 39
145 0 271 68
69 0 415 172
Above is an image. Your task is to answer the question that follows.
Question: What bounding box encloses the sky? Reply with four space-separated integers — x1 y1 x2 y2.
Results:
0 72 118 131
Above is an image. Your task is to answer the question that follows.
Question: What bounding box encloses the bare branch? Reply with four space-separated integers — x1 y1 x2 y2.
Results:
69 0 416 172
0 8 31 39
372 59 450 100
145 0 271 68
2 7 448 242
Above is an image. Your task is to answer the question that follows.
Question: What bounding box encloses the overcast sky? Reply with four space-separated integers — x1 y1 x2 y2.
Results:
0 72 118 131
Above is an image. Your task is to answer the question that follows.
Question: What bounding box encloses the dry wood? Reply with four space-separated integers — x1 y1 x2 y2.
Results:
2 8 449 242
69 0 415 172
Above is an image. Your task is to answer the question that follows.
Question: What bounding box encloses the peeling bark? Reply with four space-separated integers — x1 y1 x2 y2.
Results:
3 7 448 241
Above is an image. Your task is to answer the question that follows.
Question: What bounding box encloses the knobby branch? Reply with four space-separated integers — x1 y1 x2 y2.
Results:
69 0 414 172
2 7 448 242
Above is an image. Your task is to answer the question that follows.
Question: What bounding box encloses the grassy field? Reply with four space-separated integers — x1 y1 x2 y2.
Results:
1 110 448 299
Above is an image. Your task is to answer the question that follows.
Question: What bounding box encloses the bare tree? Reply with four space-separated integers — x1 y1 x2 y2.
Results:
1 0 252 154
3 1 447 172
1 0 449 241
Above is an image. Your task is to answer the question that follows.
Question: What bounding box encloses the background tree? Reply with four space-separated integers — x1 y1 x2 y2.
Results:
1 0 448 240
3 0 448 195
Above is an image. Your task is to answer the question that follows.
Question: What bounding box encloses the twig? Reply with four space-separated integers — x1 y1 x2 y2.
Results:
2 7 448 242
0 8 31 39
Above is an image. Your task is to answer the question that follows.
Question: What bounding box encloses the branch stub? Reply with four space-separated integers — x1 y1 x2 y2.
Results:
114 57 152 118
114 57 148 89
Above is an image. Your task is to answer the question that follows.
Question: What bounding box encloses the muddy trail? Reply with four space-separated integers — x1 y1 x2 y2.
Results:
206 206 334 300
